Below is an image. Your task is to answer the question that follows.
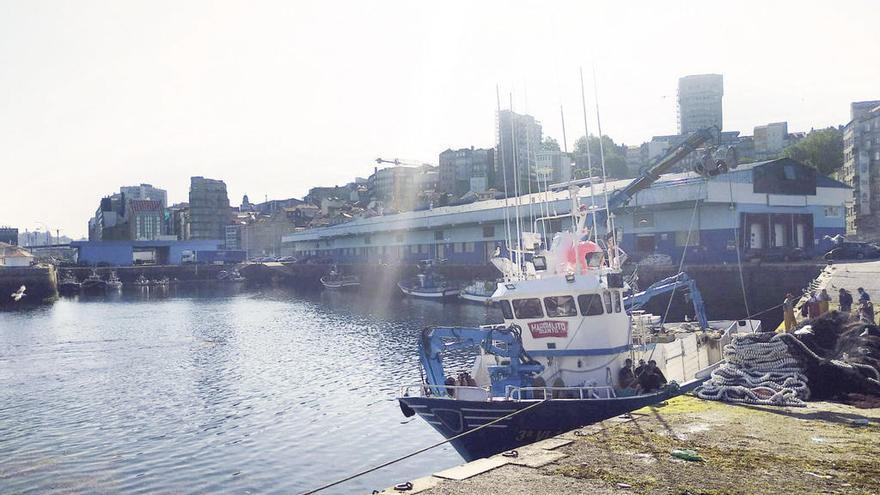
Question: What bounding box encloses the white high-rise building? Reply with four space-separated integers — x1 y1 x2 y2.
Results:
677 74 723 134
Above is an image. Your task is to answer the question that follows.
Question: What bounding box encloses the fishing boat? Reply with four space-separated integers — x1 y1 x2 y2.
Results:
106 271 123 290
320 267 360 290
58 272 81 295
150 277 170 287
398 260 460 300
459 280 498 304
133 274 150 287
80 269 108 295
397 126 755 461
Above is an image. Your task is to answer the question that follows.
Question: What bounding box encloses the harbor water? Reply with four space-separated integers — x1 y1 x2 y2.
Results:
0 287 501 494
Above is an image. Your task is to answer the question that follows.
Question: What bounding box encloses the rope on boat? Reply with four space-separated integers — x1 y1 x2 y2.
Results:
695 332 809 407
298 399 548 495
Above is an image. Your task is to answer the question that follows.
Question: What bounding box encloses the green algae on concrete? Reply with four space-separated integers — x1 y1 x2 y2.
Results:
407 396 879 495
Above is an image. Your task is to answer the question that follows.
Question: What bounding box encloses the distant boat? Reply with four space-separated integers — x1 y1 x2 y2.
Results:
58 272 81 295
81 270 107 295
398 260 460 300
320 268 360 290
150 277 170 287
217 269 246 283
459 280 498 304
106 271 123 290
133 274 150 287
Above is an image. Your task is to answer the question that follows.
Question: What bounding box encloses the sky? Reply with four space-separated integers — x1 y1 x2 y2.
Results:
1 0 878 239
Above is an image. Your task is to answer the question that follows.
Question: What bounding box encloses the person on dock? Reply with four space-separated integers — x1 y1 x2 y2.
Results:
858 287 871 304
618 358 636 389
782 293 797 332
839 288 854 313
818 289 832 314
807 292 821 319
859 299 875 324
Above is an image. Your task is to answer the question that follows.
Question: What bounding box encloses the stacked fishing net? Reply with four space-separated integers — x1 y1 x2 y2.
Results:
695 333 810 407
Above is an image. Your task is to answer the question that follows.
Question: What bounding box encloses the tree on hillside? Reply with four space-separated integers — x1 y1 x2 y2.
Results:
782 127 844 176
541 136 561 151
572 135 629 178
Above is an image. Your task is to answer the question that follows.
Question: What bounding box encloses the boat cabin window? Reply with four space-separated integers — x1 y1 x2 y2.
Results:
512 298 544 319
603 291 613 313
613 291 622 313
499 300 514 319
577 294 604 316
544 296 578 317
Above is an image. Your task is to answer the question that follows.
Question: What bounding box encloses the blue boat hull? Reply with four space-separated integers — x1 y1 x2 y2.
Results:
398 379 704 461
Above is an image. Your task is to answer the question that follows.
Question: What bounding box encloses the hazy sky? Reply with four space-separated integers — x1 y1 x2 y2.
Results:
2 0 878 238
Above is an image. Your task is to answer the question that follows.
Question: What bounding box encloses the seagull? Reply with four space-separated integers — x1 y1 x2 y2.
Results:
11 285 26 302
492 246 502 258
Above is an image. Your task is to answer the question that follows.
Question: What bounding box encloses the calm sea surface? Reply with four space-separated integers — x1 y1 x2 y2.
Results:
0 286 502 494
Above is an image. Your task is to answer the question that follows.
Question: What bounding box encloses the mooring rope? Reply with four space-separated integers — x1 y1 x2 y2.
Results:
298 399 548 495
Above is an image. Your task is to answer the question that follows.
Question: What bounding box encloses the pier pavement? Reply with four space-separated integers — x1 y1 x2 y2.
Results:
377 396 879 495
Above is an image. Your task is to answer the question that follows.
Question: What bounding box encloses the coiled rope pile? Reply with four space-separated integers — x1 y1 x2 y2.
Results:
696 333 810 407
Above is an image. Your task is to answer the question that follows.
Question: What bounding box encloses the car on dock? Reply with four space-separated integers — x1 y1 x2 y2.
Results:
746 246 809 262
824 241 880 261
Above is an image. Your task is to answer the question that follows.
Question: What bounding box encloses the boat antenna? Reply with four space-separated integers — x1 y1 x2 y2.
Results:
592 64 615 265
496 85 514 274
579 66 597 237
523 84 536 241
510 92 524 272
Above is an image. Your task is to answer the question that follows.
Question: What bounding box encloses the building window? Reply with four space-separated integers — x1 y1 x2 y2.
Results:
434 230 444 241
465 242 475 252
364 235 372 245
483 225 495 238
454 243 463 253
635 234 656 253
824 207 841 218
675 230 700 247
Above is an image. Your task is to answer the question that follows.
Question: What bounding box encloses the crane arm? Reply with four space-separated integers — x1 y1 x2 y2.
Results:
606 127 716 212
623 272 708 329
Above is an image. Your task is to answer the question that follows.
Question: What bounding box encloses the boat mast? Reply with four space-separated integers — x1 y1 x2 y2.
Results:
579 67 597 238
496 86 514 270
592 65 616 264
510 93 524 272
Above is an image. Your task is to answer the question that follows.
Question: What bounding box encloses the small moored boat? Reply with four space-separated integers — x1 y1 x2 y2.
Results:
106 271 123 290
80 270 107 295
459 280 498 304
58 272 81 295
320 268 360 290
398 260 459 300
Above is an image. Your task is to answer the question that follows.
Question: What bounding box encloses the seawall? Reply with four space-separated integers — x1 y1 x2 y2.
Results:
240 261 824 329
0 266 57 309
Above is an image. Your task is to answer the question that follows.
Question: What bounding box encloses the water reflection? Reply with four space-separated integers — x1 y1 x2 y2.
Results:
0 287 500 494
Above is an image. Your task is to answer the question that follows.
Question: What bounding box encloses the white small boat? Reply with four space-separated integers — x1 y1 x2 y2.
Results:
320 271 361 290
459 280 498 304
106 271 123 290
398 260 460 300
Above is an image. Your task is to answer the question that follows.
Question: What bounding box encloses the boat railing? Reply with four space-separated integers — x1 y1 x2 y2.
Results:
506 385 617 401
399 382 617 401
399 383 491 400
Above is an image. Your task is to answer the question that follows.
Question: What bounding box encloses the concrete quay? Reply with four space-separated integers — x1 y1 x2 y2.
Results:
377 396 879 495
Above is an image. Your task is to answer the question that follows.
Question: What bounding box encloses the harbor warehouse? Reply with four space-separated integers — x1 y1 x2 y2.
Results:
282 159 849 265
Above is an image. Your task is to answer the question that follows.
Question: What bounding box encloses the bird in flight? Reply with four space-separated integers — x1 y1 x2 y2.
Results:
11 285 26 302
